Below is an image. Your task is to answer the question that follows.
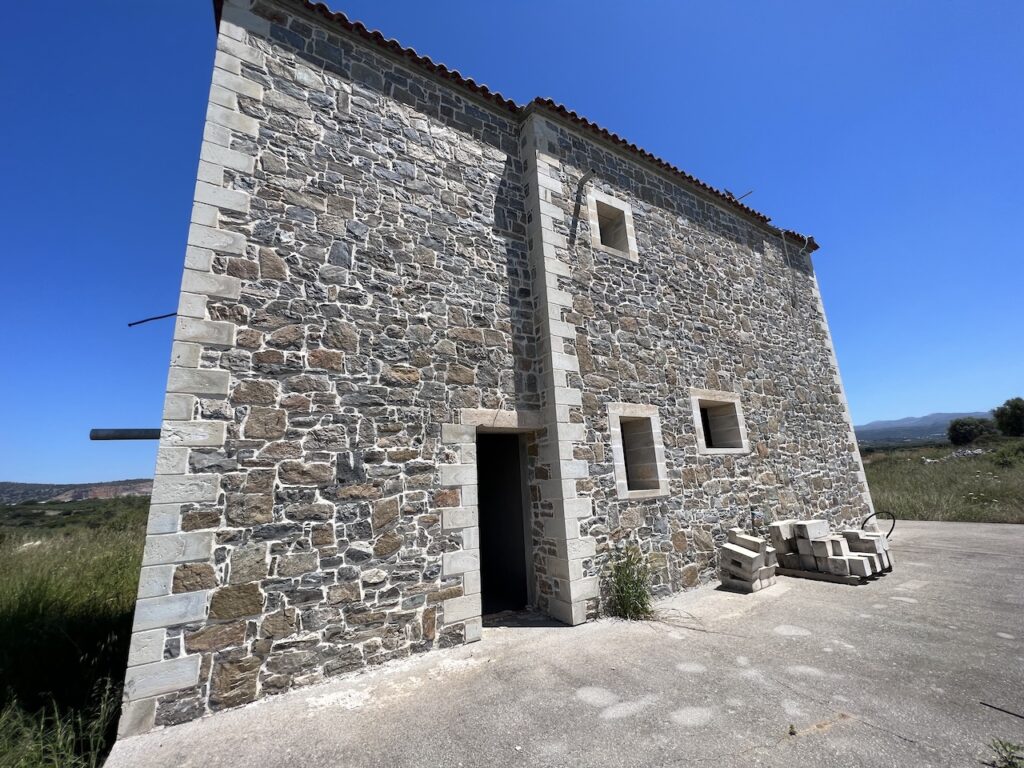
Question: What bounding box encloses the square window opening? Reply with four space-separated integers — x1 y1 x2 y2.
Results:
697 400 744 449
620 416 660 491
595 200 629 252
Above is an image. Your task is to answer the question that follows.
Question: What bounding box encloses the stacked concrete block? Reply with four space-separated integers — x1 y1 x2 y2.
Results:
769 519 892 581
718 528 777 593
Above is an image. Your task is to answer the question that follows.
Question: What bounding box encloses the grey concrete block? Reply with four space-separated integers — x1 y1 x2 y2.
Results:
186 224 247 256
442 549 479 576
155 446 188 476
162 420 227 447
442 594 481 624
194 180 250 213
127 629 166 667
440 507 478 530
146 504 181 535
133 591 208 631
163 393 195 421
795 519 830 539
116 697 156 739
200 140 255 173
136 565 174 598
150 474 220 504
167 367 230 396
174 316 236 348
124 655 201 700
142 531 214 566
180 268 241 301
439 464 475 487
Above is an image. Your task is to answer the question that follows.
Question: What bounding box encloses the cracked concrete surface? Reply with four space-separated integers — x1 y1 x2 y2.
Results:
105 521 1024 767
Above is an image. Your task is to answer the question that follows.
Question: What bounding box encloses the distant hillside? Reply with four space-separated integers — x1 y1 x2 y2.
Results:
855 412 990 445
0 479 152 505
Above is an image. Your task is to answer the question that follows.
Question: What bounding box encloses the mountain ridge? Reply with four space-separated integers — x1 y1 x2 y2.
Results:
0 479 153 505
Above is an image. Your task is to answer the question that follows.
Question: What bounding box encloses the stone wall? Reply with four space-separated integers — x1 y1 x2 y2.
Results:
121 0 540 735
522 115 872 601
118 0 871 736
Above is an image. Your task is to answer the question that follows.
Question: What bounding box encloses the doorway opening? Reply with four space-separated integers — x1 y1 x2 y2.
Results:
476 433 531 615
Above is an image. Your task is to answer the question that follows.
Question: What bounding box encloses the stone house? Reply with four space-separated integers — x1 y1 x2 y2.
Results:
118 0 874 737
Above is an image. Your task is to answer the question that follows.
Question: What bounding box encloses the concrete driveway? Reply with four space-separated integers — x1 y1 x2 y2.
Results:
106 521 1024 767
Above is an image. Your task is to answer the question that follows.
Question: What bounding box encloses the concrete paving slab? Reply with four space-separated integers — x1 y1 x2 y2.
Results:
105 521 1024 768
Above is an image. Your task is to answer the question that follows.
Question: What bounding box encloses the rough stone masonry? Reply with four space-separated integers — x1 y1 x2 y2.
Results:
117 0 874 737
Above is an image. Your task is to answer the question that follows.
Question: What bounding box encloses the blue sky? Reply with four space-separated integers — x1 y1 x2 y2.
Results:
1 1 1021 483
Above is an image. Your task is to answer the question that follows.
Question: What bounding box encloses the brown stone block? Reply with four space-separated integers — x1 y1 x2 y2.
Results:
308 348 343 370
181 507 221 531
277 552 318 577
671 530 689 552
426 585 463 604
327 582 361 605
267 324 304 350
210 583 264 620
372 496 400 530
260 608 297 640
185 621 246 653
244 407 287 439
210 656 261 710
373 531 403 558
225 493 273 526
173 563 217 593
334 482 382 500
323 319 359 352
279 461 335 486
259 248 288 279
381 365 421 385
432 489 460 507
230 379 278 405
446 364 475 384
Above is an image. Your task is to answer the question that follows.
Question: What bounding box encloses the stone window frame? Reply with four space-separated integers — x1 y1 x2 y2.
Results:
607 403 670 500
586 189 639 262
689 388 750 456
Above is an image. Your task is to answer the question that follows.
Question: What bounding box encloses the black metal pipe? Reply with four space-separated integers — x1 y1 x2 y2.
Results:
90 429 161 441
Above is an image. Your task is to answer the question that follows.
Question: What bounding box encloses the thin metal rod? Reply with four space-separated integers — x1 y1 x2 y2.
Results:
89 429 162 441
128 312 177 328
980 701 1024 721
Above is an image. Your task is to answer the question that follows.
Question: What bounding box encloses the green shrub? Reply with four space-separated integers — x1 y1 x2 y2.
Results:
607 547 654 620
993 397 1024 437
986 738 1024 768
993 441 1024 468
948 417 996 445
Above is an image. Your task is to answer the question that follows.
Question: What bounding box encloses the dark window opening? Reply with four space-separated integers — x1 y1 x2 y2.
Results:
596 199 629 252
620 417 660 491
697 400 744 449
477 433 530 614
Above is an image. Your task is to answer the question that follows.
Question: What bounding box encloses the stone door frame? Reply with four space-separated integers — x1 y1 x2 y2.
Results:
438 408 542 639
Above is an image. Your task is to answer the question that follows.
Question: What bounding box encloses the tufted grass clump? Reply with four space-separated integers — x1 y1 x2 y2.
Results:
986 738 1024 768
607 547 654 620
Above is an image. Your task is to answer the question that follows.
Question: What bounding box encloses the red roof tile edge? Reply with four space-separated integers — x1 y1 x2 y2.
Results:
229 0 818 251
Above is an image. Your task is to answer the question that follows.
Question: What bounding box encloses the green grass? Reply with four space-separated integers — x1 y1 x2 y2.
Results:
863 438 1024 524
0 497 147 767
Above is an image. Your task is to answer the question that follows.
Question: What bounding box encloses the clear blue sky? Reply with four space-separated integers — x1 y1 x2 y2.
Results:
1 1 1021 483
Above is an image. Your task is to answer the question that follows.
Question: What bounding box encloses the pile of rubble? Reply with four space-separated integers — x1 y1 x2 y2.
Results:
718 528 778 593
769 519 892 581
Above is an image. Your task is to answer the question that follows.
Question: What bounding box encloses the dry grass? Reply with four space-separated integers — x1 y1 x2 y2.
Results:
863 439 1024 524
0 498 146 767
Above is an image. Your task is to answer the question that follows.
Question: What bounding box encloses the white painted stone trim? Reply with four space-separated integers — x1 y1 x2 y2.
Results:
606 402 671 499
689 388 751 456
586 188 639 262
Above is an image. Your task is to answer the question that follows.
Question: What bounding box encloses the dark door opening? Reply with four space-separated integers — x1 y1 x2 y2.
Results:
477 433 529 615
